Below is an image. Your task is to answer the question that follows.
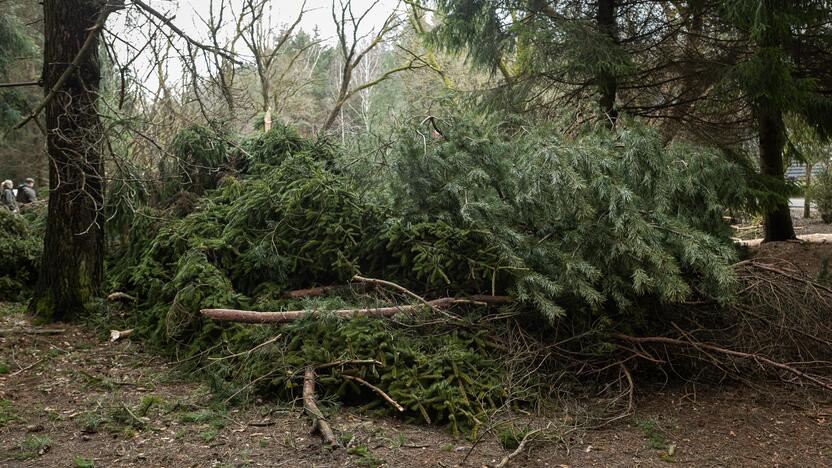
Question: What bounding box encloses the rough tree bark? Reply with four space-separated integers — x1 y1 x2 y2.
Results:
758 108 797 242
30 0 111 321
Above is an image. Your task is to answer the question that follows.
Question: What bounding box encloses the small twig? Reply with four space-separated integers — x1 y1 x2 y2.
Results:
8 358 45 377
315 359 381 370
342 374 404 412
121 402 146 427
208 335 282 362
492 424 551 468
352 274 437 312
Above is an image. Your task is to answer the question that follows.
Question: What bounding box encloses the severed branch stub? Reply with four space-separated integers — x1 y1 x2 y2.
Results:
303 367 339 447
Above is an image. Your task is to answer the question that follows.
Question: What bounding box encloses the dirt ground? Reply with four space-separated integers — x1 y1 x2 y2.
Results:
2 242 832 467
752 238 832 279
792 211 832 236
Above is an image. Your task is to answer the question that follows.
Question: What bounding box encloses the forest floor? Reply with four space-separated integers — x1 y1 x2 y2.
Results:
1 243 832 467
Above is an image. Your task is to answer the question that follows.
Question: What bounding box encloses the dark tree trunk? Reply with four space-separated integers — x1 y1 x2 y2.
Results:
30 0 106 321
758 108 796 242
597 0 618 127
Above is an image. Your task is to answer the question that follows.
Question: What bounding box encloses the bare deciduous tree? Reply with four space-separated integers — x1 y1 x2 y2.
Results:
323 0 422 132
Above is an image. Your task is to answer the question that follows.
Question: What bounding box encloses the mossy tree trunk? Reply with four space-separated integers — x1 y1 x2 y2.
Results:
30 0 106 321
758 107 796 242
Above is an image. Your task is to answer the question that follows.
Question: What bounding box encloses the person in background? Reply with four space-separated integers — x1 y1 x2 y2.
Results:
1 180 18 212
16 178 37 204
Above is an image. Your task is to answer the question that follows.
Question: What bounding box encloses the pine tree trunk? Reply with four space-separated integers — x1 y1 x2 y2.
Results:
758 108 796 242
597 0 618 127
30 0 106 321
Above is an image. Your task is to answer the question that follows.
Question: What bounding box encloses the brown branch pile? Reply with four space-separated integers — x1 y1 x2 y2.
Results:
613 257 832 394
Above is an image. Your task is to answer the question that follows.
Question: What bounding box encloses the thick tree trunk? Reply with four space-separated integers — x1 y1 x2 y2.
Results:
597 0 618 127
30 0 107 321
758 108 796 242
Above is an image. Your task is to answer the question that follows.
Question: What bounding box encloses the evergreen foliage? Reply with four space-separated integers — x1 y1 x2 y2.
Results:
0 210 41 301
160 125 231 198
390 116 740 321
106 117 744 430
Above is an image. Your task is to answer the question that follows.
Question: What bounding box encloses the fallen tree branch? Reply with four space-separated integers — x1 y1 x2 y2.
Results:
201 296 511 324
0 80 40 89
614 332 832 392
0 328 65 336
734 259 832 296
283 285 342 299
342 374 404 412
303 367 339 447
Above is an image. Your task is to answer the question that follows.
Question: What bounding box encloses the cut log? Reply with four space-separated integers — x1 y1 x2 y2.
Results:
201 295 511 324
303 367 338 446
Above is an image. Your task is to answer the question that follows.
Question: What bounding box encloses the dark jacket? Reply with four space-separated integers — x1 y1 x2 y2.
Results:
16 185 36 204
1 188 18 212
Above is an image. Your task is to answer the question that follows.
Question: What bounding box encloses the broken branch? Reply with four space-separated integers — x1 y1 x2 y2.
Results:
342 374 404 412
303 367 338 446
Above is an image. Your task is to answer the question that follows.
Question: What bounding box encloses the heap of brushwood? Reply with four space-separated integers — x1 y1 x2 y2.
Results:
104 116 832 445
